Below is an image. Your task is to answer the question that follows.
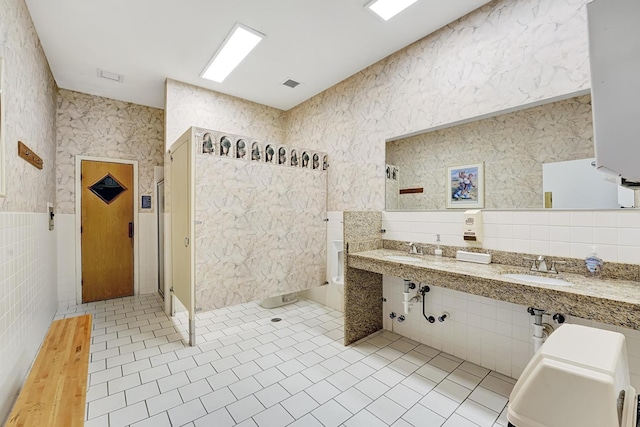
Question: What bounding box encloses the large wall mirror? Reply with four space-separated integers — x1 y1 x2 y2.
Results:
385 93 637 211
0 56 5 197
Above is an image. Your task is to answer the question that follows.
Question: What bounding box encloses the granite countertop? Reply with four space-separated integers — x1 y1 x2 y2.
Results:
348 249 640 329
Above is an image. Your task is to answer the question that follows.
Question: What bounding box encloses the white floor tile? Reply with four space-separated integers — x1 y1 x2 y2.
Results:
362 354 392 370
84 414 109 427
140 365 170 384
455 399 499 427
442 413 480 427
88 392 126 419
277 359 306 376
386 383 422 409
179 378 212 401
130 411 171 427
279 372 313 395
402 404 446 427
211 355 240 372
281 391 319 419
255 353 283 370
126 381 160 404
61 296 524 427
200 387 237 413
479 375 514 398
306 379 341 404
86 383 108 403
345 361 376 380
206 370 239 389
367 395 406 424
334 387 372 414
288 413 324 427
326 370 359 391
167 398 207 426
415 363 449 384
344 409 389 427
230 376 263 399
468 386 509 413
253 403 295 427
194 407 236 427
254 383 291 408
420 391 460 418
311 399 352 426
301 364 333 383
108 372 141 394
108 401 148 427
146 389 183 416
321 355 350 372
232 360 263 379
372 366 406 387
186 363 216 382
355 377 390 400
434 379 473 403
157 371 190 393
227 395 266 423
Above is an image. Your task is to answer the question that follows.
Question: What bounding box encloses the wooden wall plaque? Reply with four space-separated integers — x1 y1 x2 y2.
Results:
399 187 424 195
18 141 43 170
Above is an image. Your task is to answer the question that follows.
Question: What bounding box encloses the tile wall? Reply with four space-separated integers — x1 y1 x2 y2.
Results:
380 209 640 388
382 276 640 390
303 212 345 313
382 210 640 264
0 213 57 422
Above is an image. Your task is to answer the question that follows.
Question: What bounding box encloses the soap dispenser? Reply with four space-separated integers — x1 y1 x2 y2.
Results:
434 234 442 257
585 246 603 276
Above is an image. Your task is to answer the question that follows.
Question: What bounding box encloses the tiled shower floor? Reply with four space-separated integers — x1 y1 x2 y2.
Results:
54 294 514 427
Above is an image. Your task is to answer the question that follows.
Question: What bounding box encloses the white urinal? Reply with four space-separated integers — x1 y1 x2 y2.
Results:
330 240 344 285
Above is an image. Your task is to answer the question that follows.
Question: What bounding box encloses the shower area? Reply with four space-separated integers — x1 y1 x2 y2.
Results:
165 127 328 345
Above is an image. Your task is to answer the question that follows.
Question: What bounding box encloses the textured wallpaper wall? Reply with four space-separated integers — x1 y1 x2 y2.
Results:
0 0 58 423
194 147 327 310
165 79 285 150
284 0 591 211
0 0 57 212
386 95 594 210
56 89 165 214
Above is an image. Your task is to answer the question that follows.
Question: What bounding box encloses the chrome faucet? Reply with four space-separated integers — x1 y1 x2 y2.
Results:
524 256 566 274
406 242 423 255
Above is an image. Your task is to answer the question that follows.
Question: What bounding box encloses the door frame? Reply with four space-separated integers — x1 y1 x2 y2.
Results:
75 155 140 305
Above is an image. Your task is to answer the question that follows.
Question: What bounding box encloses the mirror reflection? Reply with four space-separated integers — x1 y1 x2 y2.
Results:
385 94 636 211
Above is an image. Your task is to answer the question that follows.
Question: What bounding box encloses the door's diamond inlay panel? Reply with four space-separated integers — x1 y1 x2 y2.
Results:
89 174 127 204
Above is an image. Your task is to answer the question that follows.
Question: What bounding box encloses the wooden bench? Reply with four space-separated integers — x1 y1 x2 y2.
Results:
6 314 92 427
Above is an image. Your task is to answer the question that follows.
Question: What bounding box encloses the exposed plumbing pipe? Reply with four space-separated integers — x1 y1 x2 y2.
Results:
528 307 555 352
403 279 416 314
419 285 435 323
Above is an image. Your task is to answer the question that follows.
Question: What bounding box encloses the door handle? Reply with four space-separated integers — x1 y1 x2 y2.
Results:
129 222 134 238
185 237 190 247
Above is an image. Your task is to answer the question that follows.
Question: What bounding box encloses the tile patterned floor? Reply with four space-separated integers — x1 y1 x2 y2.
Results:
54 294 514 427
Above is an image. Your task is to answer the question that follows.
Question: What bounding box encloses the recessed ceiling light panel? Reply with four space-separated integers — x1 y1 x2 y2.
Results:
97 69 124 83
366 0 419 21
201 23 264 83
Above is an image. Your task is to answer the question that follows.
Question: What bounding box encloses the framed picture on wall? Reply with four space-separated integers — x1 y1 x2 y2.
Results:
446 162 484 209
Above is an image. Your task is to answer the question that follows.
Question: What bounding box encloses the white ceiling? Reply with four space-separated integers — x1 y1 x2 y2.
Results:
25 0 490 111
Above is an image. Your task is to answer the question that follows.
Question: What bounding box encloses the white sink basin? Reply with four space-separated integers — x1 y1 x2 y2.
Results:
502 273 571 287
385 255 421 262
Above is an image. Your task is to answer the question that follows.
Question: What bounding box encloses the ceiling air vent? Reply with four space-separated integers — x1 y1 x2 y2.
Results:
282 79 300 88
97 69 124 83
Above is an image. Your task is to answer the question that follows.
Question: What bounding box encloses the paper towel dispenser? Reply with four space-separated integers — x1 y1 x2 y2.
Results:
587 0 640 188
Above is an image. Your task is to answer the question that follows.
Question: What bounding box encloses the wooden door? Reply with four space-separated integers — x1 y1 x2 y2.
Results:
81 161 134 302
